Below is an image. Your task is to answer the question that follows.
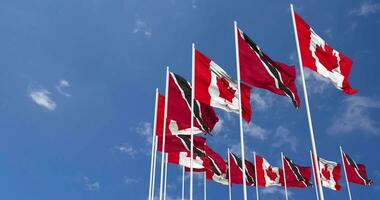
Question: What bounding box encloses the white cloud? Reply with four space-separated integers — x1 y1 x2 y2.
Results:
83 176 100 191
328 96 380 135
261 187 292 199
244 122 269 140
350 1 380 16
212 119 224 134
56 79 71 97
29 88 56 111
271 126 298 152
301 69 330 95
133 19 152 37
114 143 138 158
124 177 141 184
191 0 198 9
251 92 275 111
136 122 153 143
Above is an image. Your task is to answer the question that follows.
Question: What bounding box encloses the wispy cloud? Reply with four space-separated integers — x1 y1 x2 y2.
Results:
328 96 380 135
56 79 71 97
244 122 269 140
191 0 198 9
301 69 330 95
349 1 380 16
124 177 141 184
133 19 152 37
251 91 275 111
261 187 293 199
272 126 299 152
83 176 100 191
136 122 153 143
114 143 138 158
29 88 56 111
213 119 224 134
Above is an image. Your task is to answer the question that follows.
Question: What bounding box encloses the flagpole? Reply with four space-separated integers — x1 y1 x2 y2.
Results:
190 42 195 200
340 146 353 200
164 153 168 200
149 89 159 200
310 151 320 200
182 166 185 200
253 151 259 200
290 4 324 200
204 171 207 200
152 135 158 200
234 20 248 200
159 67 170 200
228 148 232 200
281 153 289 200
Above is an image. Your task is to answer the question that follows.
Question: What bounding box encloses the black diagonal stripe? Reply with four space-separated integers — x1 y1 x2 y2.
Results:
208 156 222 176
230 153 255 185
171 73 211 132
284 157 311 187
176 135 206 157
241 31 298 108
344 152 373 185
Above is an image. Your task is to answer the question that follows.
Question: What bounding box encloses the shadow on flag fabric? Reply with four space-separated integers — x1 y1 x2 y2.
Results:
294 12 357 95
255 154 284 187
157 135 206 157
312 156 342 191
236 26 301 108
194 49 252 122
166 72 219 135
283 156 312 188
342 150 373 186
229 152 255 186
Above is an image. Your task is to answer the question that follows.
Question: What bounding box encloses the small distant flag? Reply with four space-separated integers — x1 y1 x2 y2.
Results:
204 146 229 185
293 12 357 95
236 27 301 108
255 154 283 187
229 152 256 186
283 156 312 188
341 150 373 186
194 49 252 122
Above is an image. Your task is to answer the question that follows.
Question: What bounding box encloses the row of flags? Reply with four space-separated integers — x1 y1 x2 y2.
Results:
148 4 369 200
156 134 373 190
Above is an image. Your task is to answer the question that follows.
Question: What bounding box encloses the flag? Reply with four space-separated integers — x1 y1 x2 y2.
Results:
194 49 252 122
313 156 342 190
167 72 219 134
229 152 255 186
283 156 312 188
237 27 301 108
255 154 283 187
168 151 205 170
157 135 206 157
155 93 166 136
342 150 373 185
203 146 229 185
293 12 357 94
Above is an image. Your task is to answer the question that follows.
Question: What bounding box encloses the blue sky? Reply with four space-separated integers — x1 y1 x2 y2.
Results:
0 0 379 199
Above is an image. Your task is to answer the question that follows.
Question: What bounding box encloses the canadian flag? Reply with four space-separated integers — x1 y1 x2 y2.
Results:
167 151 205 170
313 156 342 191
293 11 357 95
195 49 252 122
255 154 283 187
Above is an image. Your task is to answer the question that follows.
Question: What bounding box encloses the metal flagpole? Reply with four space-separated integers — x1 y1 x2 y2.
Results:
159 67 170 200
190 43 195 200
152 135 158 200
234 20 248 200
182 166 185 200
253 152 259 200
204 171 207 200
228 148 232 200
290 4 325 200
281 152 289 200
310 151 320 200
340 146 353 200
149 89 159 200
164 154 168 200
